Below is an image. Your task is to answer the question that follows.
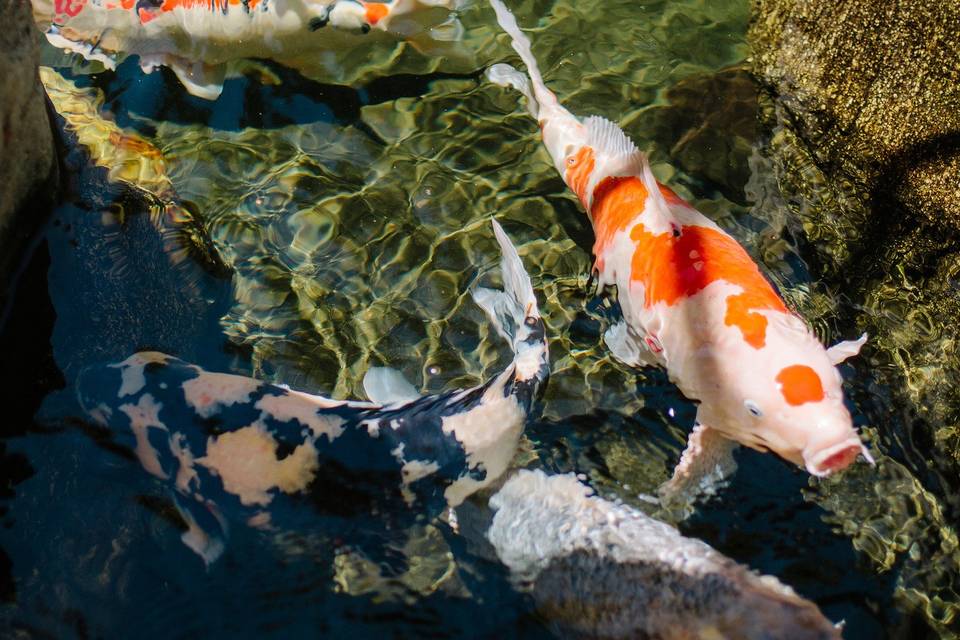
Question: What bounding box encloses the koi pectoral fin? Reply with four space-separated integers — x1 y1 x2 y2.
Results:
658 423 738 520
171 494 228 568
486 63 539 119
363 366 421 405
603 320 659 368
140 55 226 100
826 332 868 365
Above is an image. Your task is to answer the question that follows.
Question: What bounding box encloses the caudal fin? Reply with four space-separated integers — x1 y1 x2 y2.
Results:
488 0 558 112
471 220 546 372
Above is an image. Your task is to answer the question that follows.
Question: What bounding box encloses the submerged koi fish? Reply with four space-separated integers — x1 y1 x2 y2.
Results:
40 66 228 280
485 469 841 639
33 0 463 99
76 220 549 563
486 0 872 502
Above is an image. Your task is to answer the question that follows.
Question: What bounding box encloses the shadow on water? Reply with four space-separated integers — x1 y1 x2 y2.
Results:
0 217 60 607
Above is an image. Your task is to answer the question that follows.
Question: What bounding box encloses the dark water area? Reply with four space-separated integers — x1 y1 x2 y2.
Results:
3 0 958 637
0 146 547 639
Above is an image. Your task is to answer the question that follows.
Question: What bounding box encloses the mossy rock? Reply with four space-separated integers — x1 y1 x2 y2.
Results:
749 0 960 232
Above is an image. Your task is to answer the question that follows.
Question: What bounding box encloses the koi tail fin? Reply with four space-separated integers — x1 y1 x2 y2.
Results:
487 63 539 118
472 220 548 384
363 220 547 405
488 0 559 112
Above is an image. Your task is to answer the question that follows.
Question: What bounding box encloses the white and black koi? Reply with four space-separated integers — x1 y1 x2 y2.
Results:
76 220 549 564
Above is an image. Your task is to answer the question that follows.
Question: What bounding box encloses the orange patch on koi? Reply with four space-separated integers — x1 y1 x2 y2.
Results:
776 365 825 406
564 146 595 206
725 292 775 349
55 0 87 17
590 176 648 263
628 222 787 348
657 182 687 207
364 2 390 24
589 176 693 264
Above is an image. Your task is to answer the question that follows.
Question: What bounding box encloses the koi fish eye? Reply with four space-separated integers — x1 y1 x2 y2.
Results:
744 400 763 418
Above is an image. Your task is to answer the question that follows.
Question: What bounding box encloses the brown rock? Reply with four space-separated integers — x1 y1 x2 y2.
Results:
749 0 960 231
0 0 57 269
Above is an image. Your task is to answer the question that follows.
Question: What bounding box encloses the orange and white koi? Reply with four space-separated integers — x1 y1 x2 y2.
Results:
486 0 873 502
33 0 463 99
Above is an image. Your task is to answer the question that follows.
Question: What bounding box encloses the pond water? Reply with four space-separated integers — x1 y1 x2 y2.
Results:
1 0 957 637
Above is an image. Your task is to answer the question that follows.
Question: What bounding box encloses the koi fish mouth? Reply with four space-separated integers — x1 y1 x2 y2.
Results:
804 438 874 477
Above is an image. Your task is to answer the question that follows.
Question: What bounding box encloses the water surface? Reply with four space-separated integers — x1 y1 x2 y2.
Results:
1 0 956 637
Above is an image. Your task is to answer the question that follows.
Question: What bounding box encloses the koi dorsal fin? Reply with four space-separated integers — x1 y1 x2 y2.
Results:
584 116 636 157
584 115 644 176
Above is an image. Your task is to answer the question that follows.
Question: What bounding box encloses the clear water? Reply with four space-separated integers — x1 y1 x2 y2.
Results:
1 0 957 637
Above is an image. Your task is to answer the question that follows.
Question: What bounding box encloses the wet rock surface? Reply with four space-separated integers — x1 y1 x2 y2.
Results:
0 0 57 270
749 0 960 635
749 0 960 232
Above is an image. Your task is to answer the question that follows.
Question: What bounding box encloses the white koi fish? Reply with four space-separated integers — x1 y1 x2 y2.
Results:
485 0 872 503
76 219 549 564
484 469 842 639
33 0 464 99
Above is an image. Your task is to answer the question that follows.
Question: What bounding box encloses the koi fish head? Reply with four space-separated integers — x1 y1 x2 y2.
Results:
538 111 587 180
702 316 872 477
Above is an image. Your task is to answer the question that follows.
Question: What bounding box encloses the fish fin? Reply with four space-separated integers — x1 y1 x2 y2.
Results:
383 0 463 23
363 366 421 404
826 332 867 365
583 115 640 162
172 494 227 567
486 63 539 118
603 320 659 368
44 30 119 70
404 15 470 61
472 220 540 346
471 286 516 345
373 0 465 49
162 58 227 101
472 220 547 384
658 422 738 520
640 156 672 211
488 0 558 111
425 13 465 41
